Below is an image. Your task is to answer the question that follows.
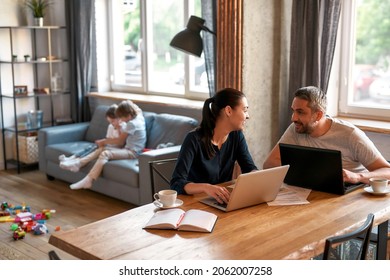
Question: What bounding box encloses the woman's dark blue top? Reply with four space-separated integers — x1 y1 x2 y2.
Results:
170 129 258 194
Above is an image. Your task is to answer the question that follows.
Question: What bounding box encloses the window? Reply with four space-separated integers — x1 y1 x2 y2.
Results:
109 0 209 100
338 0 390 120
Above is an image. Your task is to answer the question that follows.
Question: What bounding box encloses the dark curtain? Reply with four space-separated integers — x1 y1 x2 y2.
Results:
282 0 341 132
201 0 216 97
65 0 95 122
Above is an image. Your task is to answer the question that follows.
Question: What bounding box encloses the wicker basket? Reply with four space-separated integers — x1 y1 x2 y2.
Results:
13 132 39 164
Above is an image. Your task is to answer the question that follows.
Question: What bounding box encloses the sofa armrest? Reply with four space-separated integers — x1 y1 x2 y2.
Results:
138 145 181 205
38 123 90 172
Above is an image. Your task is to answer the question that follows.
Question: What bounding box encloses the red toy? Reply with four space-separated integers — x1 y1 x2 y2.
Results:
0 211 10 217
21 220 37 232
13 227 26 240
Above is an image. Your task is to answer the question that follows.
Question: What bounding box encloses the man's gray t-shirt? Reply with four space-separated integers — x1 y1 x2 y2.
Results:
279 117 381 172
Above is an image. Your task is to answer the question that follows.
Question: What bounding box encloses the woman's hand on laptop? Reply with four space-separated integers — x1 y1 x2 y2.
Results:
184 182 231 204
206 185 230 204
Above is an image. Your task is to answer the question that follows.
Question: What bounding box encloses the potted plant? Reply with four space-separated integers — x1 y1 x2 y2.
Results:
25 0 52 27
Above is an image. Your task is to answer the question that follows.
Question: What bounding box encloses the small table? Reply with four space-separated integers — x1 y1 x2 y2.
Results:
49 188 390 259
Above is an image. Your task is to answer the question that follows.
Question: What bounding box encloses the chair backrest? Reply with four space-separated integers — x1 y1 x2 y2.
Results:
149 158 178 199
322 213 375 260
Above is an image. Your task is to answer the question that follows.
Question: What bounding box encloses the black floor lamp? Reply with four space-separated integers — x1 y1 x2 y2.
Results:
170 15 216 96
170 15 216 57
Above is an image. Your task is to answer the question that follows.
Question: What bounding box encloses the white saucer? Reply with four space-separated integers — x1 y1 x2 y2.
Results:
153 199 183 209
364 186 390 196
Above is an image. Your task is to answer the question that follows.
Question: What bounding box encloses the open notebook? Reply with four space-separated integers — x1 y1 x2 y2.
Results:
200 165 290 212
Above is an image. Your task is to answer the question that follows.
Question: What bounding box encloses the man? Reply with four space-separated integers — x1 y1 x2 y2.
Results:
263 86 390 185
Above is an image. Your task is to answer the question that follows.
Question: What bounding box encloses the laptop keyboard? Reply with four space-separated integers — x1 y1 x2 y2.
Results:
214 201 228 208
344 182 365 191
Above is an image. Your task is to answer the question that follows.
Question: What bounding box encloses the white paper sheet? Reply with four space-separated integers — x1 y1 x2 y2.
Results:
267 184 311 206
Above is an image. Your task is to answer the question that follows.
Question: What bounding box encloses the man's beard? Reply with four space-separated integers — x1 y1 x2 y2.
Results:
294 121 315 134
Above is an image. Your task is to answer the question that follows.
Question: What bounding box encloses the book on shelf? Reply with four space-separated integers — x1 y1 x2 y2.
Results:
143 208 218 233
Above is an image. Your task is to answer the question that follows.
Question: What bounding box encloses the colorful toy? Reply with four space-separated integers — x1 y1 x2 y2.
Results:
13 227 26 240
0 216 14 223
1 202 10 210
32 223 48 235
10 223 19 231
33 213 45 221
1 200 57 240
33 209 56 221
9 205 31 214
14 212 33 223
21 220 37 232
42 209 56 219
0 211 10 216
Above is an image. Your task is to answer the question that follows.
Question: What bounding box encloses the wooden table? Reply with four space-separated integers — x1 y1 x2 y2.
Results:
49 188 390 260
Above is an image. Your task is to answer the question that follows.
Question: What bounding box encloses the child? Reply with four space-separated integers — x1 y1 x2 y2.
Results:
68 100 146 190
59 104 126 172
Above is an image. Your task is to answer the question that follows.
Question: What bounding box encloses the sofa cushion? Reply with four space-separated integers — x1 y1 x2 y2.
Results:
45 142 139 187
102 159 139 187
85 105 110 142
146 113 198 149
142 111 156 139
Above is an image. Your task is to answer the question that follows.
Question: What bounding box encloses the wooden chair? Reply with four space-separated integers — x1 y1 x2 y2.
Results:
149 158 177 200
322 213 375 260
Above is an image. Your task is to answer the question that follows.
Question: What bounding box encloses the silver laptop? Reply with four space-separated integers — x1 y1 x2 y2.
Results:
200 165 290 212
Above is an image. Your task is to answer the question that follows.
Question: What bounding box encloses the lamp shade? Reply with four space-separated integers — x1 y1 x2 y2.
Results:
170 16 207 57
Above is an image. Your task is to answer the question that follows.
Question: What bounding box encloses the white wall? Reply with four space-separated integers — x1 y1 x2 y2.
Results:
243 0 292 168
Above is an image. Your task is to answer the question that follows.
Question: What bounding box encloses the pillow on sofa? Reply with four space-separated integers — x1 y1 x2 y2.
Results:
85 105 110 142
143 111 155 138
146 113 198 149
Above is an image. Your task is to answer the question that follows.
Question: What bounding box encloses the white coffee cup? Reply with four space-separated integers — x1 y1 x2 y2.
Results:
369 178 388 193
153 190 177 207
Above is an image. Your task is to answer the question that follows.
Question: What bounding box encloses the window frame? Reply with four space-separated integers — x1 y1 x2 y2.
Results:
107 0 209 101
337 0 390 121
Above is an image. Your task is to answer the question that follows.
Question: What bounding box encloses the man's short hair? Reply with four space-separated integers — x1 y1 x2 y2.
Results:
294 86 327 113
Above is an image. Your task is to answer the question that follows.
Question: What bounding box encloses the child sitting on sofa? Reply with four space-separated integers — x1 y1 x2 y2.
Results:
65 100 146 190
59 104 126 171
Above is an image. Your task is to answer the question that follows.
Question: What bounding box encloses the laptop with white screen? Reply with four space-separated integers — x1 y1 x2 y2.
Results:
200 165 290 212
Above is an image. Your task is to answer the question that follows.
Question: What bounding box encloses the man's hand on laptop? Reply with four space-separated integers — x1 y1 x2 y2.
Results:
206 185 230 204
343 169 364 184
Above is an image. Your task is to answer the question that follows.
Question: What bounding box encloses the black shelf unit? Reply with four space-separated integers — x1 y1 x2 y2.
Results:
0 26 71 173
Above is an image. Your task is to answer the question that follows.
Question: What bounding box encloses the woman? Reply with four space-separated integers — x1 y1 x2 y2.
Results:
170 88 258 204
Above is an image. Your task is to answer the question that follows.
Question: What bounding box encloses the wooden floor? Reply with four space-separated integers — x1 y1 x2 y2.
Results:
0 168 134 260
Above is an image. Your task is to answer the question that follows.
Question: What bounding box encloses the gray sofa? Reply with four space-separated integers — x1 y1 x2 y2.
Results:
38 105 198 205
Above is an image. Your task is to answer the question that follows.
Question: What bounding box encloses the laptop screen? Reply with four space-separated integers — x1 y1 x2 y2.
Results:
279 143 346 194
